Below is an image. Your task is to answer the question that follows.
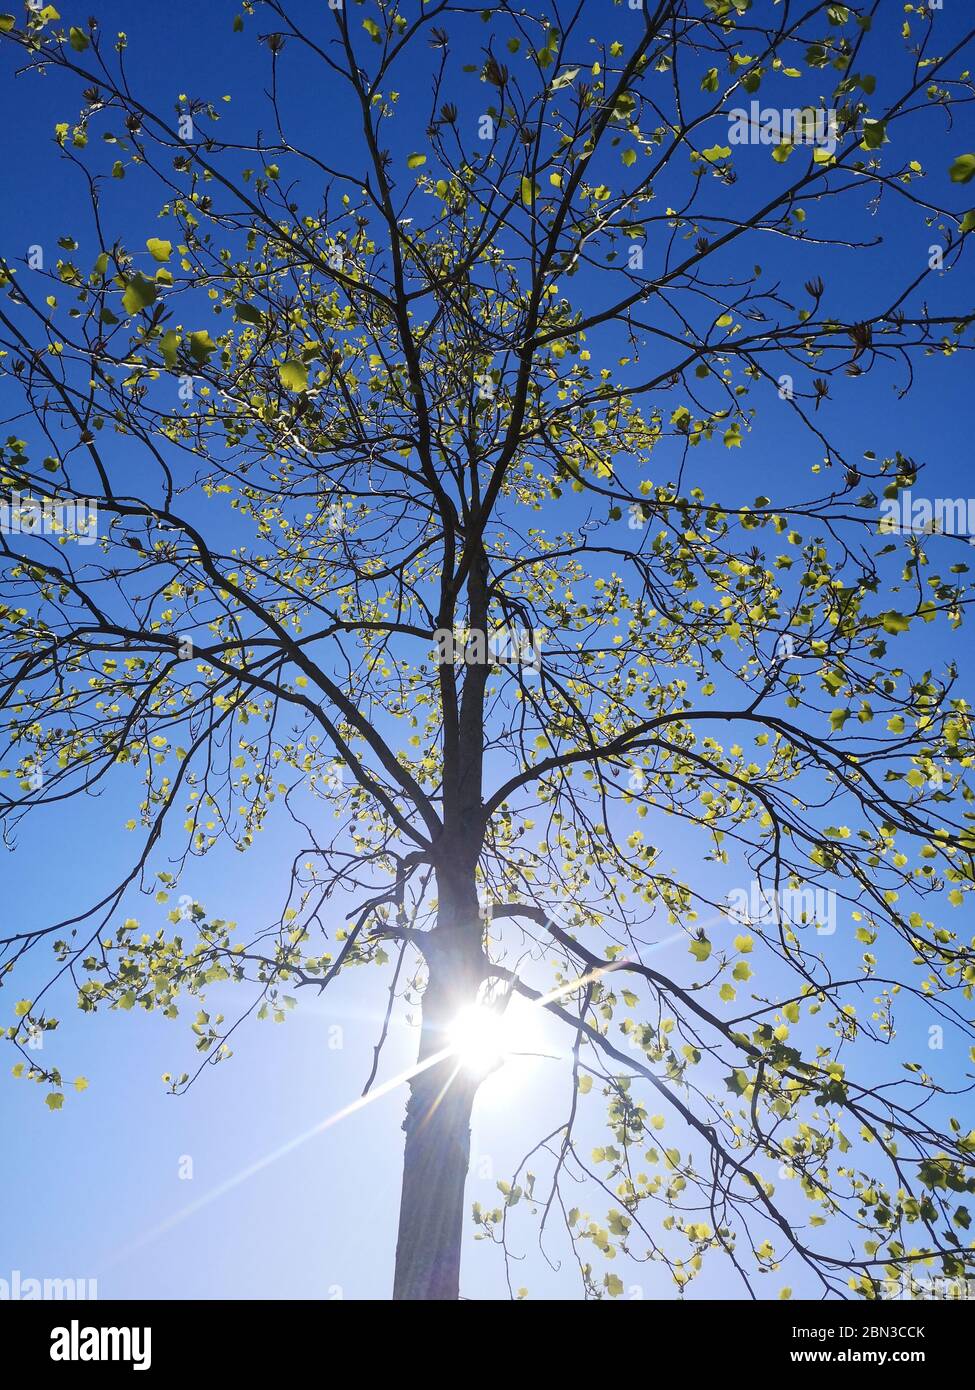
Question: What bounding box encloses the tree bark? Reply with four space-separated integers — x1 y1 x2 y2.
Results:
393 516 489 1297
392 868 485 1300
392 1054 478 1300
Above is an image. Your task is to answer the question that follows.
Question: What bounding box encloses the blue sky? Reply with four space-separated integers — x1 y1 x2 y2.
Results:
1 0 974 1300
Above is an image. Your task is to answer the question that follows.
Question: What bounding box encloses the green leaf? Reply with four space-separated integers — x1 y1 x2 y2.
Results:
46 1092 64 1111
234 302 263 325
14 999 31 1017
689 936 712 962
860 119 887 151
550 67 579 91
122 273 157 315
520 176 538 206
950 154 975 184
159 330 181 368
880 610 910 636
279 360 308 392
188 330 216 363
146 237 172 263
0 16 15 33
407 153 426 169
362 17 381 42
68 25 89 51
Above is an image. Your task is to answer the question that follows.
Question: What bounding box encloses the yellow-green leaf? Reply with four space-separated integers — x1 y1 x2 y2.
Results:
950 154 975 184
279 360 308 392
122 273 157 315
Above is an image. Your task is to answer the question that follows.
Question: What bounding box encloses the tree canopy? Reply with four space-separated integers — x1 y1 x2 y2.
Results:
2 0 975 1300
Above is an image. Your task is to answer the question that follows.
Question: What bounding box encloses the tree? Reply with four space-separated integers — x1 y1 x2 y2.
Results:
2 0 975 1301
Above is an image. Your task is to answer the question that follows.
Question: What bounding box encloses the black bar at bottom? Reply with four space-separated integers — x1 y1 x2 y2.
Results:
0 1294 966 1373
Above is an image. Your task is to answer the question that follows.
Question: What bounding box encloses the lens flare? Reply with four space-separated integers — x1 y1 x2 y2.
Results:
447 1003 511 1074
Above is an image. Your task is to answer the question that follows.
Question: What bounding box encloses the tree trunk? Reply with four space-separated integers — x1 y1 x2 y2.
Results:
392 1055 478 1300
392 870 485 1300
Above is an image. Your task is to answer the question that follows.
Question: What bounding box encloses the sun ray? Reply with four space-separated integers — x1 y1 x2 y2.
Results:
100 951 629 1272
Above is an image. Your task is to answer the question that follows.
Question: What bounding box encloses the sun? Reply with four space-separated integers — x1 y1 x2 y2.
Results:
447 995 547 1079
447 1003 510 1075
